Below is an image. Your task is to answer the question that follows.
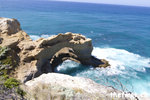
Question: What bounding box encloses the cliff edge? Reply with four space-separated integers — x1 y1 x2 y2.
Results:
0 17 142 100
0 17 109 82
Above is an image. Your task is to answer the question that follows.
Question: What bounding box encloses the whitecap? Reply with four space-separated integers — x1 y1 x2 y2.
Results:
30 35 40 40
30 34 54 40
90 47 150 95
55 47 150 95
55 60 80 73
92 47 150 73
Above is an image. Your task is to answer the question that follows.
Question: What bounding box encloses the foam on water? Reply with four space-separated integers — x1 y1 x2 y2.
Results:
92 47 150 74
55 60 80 73
1 0 150 97
30 34 54 40
56 47 150 95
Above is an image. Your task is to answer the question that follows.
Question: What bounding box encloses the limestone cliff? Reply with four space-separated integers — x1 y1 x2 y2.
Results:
23 73 137 100
0 17 141 100
0 17 109 82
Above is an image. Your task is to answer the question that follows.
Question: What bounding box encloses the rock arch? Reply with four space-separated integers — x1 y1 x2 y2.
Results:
31 33 109 78
0 18 109 82
34 33 93 75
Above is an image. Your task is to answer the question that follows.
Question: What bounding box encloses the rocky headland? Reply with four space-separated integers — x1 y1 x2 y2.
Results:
0 17 143 100
0 17 109 82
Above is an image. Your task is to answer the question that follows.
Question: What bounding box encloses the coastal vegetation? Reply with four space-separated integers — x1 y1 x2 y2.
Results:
0 46 26 99
0 17 141 100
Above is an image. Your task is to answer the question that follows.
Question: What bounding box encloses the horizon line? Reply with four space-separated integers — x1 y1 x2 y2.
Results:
53 0 150 8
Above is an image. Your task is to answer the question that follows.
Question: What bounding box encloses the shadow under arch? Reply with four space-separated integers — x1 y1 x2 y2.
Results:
23 33 109 82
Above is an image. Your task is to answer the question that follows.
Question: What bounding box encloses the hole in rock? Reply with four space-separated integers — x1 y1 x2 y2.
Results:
54 60 89 75
34 47 89 78
31 46 107 83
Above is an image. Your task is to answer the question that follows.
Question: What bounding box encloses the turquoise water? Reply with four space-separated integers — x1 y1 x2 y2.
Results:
1 0 150 95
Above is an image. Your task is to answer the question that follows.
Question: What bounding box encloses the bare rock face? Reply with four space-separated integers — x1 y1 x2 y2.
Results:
0 17 21 35
0 18 109 82
33 33 93 72
0 18 110 83
0 18 31 48
23 73 138 100
17 32 109 82
0 17 142 100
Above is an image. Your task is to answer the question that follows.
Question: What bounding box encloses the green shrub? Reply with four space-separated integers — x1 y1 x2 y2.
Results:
0 46 26 98
2 74 9 80
17 87 26 96
4 77 20 89
0 46 10 59
1 56 12 65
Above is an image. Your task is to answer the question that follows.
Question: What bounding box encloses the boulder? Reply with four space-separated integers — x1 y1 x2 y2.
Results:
1 37 19 48
23 73 138 100
0 17 21 35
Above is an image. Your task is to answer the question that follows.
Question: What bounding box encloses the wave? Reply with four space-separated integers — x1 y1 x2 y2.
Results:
92 47 150 75
55 60 80 73
56 47 150 77
56 47 150 95
91 47 150 95
30 34 54 40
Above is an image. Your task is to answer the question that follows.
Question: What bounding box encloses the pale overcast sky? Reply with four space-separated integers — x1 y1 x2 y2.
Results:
55 0 150 7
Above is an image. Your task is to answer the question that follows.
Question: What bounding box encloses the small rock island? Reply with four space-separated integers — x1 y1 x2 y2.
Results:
0 18 139 100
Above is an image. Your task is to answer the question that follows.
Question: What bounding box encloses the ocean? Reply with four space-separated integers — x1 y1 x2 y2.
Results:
1 0 150 95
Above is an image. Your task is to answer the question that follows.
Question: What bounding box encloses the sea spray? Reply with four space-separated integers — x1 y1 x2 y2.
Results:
56 47 150 95
30 34 54 40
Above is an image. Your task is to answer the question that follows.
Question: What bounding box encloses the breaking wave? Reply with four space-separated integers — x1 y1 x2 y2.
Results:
56 47 150 95
30 34 54 40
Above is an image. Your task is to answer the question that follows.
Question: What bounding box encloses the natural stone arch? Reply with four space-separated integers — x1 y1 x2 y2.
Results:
0 18 109 82
31 33 109 78
34 33 93 76
41 47 79 73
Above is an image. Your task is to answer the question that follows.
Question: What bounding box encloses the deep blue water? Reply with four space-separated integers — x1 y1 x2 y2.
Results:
1 0 150 95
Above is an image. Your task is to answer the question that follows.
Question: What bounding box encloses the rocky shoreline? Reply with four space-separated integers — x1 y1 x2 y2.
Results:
0 17 145 100
0 17 109 82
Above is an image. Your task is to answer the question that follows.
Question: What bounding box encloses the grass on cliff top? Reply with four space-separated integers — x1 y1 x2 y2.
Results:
1 56 13 65
0 74 26 97
0 46 26 97
4 77 20 88
0 46 14 75
0 55 13 75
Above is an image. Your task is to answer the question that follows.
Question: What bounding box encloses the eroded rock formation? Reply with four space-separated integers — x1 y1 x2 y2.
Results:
23 73 137 100
0 17 142 100
0 17 109 82
0 17 21 35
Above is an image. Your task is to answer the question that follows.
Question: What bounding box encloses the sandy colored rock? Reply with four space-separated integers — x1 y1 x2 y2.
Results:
1 17 143 100
0 17 21 35
24 73 138 100
0 18 110 83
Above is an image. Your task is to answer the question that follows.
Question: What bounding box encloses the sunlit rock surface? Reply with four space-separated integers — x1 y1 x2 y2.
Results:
0 17 143 100
24 73 137 100
0 17 109 82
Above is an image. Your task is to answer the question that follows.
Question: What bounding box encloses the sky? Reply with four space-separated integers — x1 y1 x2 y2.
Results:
55 0 150 7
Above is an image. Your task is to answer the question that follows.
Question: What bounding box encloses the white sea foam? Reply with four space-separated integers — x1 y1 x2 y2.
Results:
55 60 80 73
30 35 40 40
30 34 54 40
56 47 150 76
92 47 150 73
56 47 150 95
90 47 150 95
